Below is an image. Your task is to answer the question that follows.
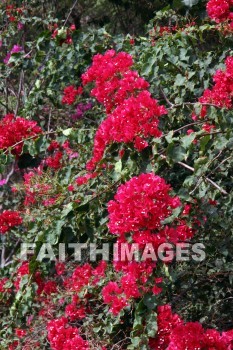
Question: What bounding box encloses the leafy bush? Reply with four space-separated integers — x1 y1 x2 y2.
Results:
0 1 233 349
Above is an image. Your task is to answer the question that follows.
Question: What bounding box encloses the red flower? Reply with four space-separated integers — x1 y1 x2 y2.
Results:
65 303 86 321
62 85 82 105
55 262 65 275
102 281 128 315
0 115 41 156
108 173 183 237
15 328 27 338
199 56 233 110
47 317 89 350
207 0 231 23
46 151 63 169
0 210 22 234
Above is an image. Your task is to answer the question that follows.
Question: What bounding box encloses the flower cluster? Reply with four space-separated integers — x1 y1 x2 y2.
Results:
5 4 24 23
207 0 233 26
47 317 89 350
199 56 233 109
86 91 166 170
149 304 233 349
13 261 30 290
154 25 178 36
102 281 128 315
16 141 78 207
51 24 76 45
108 173 190 239
82 50 134 112
0 277 11 293
101 174 193 314
0 114 42 156
71 101 93 121
46 151 63 170
82 50 167 170
22 168 52 206
62 85 83 105
0 210 22 234
45 140 78 169
64 261 107 293
75 171 98 186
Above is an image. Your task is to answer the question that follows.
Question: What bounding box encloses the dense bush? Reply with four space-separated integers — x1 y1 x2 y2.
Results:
0 0 233 349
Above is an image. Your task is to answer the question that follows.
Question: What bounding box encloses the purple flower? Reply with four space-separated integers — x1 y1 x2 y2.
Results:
11 45 23 54
3 44 23 64
83 102 93 111
71 109 83 121
69 152 79 159
71 101 93 121
17 22 24 31
0 179 7 186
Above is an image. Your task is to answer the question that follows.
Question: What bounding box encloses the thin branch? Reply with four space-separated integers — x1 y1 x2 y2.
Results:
15 70 24 116
47 108 52 133
1 241 6 268
160 155 228 195
5 161 16 184
64 0 78 27
207 155 232 178
159 86 221 110
168 102 223 110
3 130 57 155
5 239 21 264
179 162 228 195
0 100 10 111
162 120 207 138
159 86 174 107
189 150 225 195
5 78 9 114
199 131 227 137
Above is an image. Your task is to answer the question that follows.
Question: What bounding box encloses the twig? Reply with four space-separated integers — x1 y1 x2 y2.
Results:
5 239 21 264
5 78 9 114
15 70 24 116
5 161 16 184
47 108 52 133
110 337 131 349
0 100 10 111
64 0 78 27
0 238 6 268
168 102 223 110
160 86 174 107
199 131 227 137
160 155 228 195
206 155 232 178
189 150 224 195
159 86 221 110
162 120 207 137
178 160 228 195
3 130 57 155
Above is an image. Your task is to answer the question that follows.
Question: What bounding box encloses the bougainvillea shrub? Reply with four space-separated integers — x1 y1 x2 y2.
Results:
0 0 233 349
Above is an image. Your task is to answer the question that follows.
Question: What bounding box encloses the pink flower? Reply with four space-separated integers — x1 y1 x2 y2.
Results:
17 22 24 30
4 45 23 64
0 179 7 186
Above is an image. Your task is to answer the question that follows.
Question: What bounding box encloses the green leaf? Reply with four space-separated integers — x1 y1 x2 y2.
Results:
146 312 158 337
181 133 196 149
167 144 187 162
143 294 157 310
62 128 73 136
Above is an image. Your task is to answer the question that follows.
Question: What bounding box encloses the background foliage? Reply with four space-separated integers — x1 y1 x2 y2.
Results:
0 0 233 349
